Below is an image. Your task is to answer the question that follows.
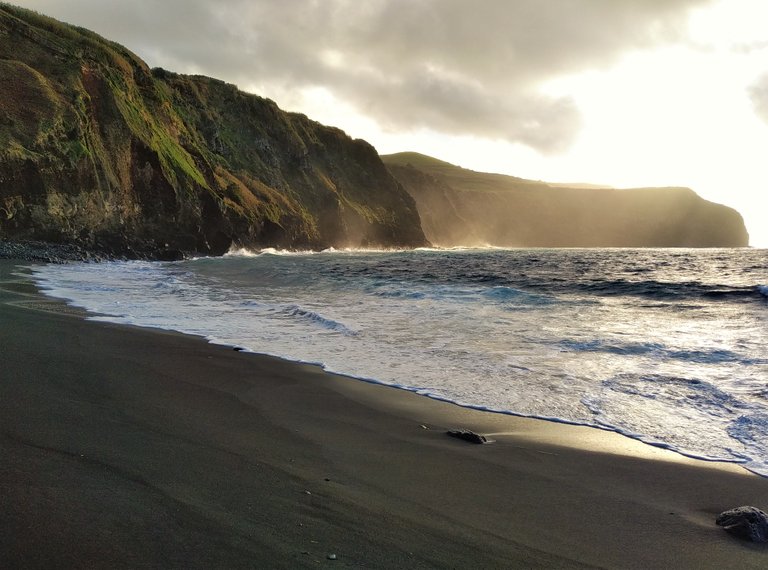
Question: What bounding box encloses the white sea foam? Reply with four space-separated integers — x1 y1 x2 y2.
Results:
30 248 768 476
225 246 261 257
227 244 513 257
226 246 320 257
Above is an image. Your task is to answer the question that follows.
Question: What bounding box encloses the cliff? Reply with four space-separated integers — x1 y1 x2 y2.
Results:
383 152 749 248
0 5 427 258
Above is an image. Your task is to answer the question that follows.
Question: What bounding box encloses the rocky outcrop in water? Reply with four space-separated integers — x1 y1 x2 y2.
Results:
384 152 749 248
0 5 426 258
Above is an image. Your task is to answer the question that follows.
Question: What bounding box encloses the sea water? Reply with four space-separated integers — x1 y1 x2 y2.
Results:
31 248 768 475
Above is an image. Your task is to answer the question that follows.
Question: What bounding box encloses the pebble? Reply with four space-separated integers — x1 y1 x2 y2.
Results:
327 553 337 560
446 428 490 444
716 506 768 542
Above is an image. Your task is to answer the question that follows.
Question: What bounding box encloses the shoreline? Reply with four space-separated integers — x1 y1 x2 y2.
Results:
2 259 767 568
28 252 768 477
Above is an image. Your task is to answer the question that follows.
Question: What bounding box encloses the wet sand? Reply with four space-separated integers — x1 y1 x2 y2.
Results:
1 259 767 568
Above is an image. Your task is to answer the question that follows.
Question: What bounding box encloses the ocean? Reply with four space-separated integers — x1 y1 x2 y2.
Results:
31 248 768 475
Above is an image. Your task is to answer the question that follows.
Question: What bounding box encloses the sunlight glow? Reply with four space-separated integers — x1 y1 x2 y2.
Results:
242 0 768 246
297 2 768 246
688 0 768 50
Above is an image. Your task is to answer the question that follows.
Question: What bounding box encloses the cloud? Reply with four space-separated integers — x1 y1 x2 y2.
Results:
749 74 768 124
15 0 710 153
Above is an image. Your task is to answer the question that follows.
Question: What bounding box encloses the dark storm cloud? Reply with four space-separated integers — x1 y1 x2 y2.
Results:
17 0 710 153
749 74 768 124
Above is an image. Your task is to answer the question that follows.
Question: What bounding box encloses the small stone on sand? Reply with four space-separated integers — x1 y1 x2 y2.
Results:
446 428 490 444
716 506 768 543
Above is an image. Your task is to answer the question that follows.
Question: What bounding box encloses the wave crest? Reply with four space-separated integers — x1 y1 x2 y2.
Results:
279 304 358 336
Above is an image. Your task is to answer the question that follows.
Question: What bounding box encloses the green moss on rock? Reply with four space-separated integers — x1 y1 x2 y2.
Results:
0 4 426 256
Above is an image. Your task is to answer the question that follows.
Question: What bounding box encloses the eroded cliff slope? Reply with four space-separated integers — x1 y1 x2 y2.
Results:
0 5 426 257
384 152 749 248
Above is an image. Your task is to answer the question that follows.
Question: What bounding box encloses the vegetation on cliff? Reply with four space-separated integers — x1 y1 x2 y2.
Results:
383 152 749 248
0 5 426 257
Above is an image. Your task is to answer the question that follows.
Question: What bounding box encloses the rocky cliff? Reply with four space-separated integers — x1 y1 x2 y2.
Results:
0 5 427 258
384 152 749 248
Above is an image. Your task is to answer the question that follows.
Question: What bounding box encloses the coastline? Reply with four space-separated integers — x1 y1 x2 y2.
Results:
2 259 767 568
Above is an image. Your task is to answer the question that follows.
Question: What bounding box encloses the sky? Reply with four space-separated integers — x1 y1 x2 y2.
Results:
14 0 768 246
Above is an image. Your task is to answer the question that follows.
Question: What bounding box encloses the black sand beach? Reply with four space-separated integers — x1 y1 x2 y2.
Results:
2 259 767 568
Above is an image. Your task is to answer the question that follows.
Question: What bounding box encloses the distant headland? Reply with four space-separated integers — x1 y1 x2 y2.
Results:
383 152 749 248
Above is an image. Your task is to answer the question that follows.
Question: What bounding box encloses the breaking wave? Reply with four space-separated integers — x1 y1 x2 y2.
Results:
30 247 768 476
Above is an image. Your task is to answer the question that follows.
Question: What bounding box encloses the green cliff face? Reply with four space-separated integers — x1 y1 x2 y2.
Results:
0 5 426 257
383 152 750 248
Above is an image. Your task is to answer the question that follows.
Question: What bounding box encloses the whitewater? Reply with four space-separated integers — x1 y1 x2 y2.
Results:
31 248 768 475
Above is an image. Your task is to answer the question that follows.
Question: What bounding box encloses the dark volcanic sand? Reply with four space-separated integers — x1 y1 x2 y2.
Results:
1 260 767 568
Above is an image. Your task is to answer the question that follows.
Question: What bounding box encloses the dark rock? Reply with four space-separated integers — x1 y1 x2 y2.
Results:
716 506 768 543
0 239 110 263
155 249 185 262
446 428 490 444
